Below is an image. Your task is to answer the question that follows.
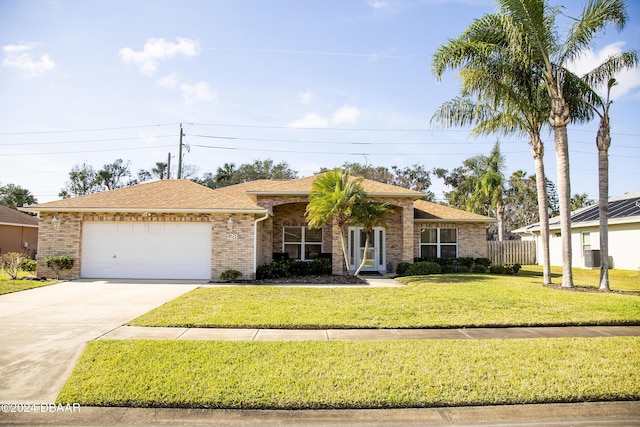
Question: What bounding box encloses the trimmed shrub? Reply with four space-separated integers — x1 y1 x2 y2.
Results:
256 260 291 280
307 258 332 275
220 270 242 282
407 261 441 276
45 255 74 280
504 263 522 275
457 257 475 268
20 258 37 273
475 258 492 267
471 264 487 274
256 258 332 280
489 265 506 275
396 262 412 277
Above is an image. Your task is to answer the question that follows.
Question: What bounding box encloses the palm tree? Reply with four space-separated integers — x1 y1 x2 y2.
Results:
305 169 366 275
432 19 554 282
579 51 638 290
496 0 630 287
215 163 237 186
151 162 168 180
570 193 594 211
351 201 393 276
434 0 629 287
468 142 506 241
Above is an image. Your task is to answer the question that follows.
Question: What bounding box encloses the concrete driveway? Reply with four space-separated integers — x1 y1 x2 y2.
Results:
0 280 201 403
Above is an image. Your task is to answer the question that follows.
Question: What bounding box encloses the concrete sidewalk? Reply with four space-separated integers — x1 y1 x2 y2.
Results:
99 324 640 341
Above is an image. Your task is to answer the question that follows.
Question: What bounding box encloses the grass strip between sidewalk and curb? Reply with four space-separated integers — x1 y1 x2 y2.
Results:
57 337 640 409
129 272 640 329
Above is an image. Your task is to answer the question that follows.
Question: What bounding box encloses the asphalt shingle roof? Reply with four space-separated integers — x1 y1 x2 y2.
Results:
0 205 38 227
414 199 496 222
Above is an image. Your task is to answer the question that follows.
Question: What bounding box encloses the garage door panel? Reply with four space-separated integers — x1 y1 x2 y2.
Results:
81 222 212 279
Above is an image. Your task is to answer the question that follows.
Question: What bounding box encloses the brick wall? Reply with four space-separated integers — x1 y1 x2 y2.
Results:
413 222 488 259
36 213 82 279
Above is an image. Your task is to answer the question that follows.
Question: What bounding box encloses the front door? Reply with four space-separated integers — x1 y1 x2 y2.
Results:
348 227 386 273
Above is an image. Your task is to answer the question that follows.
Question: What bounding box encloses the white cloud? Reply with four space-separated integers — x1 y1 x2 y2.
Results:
567 41 640 99
180 81 216 105
119 37 200 75
331 104 361 124
288 113 330 128
298 90 314 105
2 42 55 77
288 105 362 128
157 73 180 88
366 0 392 9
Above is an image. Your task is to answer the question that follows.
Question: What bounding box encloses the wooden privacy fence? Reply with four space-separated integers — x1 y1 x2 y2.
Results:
487 240 537 266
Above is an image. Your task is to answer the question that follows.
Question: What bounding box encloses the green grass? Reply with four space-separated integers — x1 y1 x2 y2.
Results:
0 272 55 295
57 337 640 409
522 265 640 292
130 270 640 329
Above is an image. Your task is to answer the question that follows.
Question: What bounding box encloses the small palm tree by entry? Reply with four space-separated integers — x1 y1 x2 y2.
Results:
351 201 392 276
306 169 366 275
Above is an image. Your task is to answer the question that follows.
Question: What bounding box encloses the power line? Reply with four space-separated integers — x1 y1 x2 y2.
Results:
1 144 175 156
0 135 175 146
0 123 180 136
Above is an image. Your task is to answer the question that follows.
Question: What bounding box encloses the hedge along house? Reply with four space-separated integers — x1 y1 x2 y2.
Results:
22 175 494 280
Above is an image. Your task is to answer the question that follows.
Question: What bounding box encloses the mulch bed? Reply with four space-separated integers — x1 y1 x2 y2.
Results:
544 284 640 296
253 275 368 285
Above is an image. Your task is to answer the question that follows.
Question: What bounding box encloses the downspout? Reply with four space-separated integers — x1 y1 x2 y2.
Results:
253 212 270 278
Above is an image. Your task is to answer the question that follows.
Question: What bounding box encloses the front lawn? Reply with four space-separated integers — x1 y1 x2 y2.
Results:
57 337 640 409
0 272 55 295
521 265 640 292
130 270 640 329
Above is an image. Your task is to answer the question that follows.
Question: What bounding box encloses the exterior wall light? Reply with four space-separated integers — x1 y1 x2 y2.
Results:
227 217 234 232
51 216 60 230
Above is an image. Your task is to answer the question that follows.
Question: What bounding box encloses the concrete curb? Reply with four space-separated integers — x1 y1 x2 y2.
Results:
1 401 639 426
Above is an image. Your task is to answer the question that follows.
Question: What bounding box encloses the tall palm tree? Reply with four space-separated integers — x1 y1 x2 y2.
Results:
432 17 554 282
306 169 366 275
579 50 638 291
151 162 168 180
351 201 393 276
434 0 628 287
496 0 629 287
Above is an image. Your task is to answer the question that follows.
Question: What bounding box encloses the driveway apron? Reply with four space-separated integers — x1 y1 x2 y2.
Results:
0 280 200 403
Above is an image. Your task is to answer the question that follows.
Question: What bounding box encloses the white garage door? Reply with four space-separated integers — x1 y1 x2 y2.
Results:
81 222 212 279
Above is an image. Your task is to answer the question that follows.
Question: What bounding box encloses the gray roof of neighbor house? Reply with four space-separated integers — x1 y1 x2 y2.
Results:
513 189 640 233
0 205 38 227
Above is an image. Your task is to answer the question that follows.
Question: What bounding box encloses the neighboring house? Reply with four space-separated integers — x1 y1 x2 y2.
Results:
513 190 640 271
0 204 38 258
21 175 494 280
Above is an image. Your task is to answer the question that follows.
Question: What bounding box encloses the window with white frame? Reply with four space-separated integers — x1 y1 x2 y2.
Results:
420 228 458 258
283 227 322 260
582 232 591 256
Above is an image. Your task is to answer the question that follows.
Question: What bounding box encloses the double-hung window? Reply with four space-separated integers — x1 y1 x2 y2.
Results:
420 228 458 258
283 227 322 260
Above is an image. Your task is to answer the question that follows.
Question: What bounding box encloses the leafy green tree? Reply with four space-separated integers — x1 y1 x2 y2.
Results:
351 201 393 276
579 51 638 290
504 171 539 236
96 159 131 190
59 162 100 198
0 184 37 208
305 169 366 275
196 159 298 189
570 193 594 211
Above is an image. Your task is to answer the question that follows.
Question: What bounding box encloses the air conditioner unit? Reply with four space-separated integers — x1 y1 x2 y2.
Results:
584 250 601 268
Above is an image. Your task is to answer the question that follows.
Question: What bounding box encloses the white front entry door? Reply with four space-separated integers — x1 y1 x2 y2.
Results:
348 227 386 273
81 222 212 280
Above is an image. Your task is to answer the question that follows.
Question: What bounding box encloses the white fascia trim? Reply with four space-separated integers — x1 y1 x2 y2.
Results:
414 219 497 224
0 222 38 228
19 207 268 215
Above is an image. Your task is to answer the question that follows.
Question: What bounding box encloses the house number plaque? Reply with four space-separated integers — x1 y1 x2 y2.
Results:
226 234 239 240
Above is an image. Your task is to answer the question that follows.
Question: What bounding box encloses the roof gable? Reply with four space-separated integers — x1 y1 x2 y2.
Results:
22 180 265 213
244 174 425 197
413 199 495 222
0 205 38 227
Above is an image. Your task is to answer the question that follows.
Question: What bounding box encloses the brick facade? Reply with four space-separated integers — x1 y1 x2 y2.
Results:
33 192 489 280
413 221 488 260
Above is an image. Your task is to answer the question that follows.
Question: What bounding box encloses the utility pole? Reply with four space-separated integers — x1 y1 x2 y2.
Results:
167 152 171 179
177 123 184 179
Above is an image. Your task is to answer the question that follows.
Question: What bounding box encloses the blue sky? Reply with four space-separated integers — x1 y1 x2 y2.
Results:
1 0 639 203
